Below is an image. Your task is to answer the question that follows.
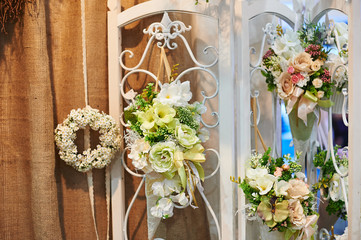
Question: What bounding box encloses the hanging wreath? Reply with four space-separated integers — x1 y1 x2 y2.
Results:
55 105 121 172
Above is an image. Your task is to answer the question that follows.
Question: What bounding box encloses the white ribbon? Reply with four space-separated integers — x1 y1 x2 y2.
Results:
81 0 109 238
293 0 304 31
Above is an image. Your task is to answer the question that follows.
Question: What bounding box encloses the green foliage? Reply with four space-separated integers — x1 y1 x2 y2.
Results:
326 199 347 220
261 70 277 92
240 180 260 205
144 127 172 145
313 146 348 219
299 22 327 46
176 107 200 130
279 171 292 182
275 157 284 167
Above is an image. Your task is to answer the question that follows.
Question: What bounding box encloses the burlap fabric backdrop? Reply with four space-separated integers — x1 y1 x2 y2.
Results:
0 0 210 239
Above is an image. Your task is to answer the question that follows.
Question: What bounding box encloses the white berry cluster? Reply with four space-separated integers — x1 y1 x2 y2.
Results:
55 105 121 172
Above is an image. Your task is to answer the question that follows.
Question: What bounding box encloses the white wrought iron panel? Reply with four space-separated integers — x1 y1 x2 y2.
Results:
108 0 237 239
238 1 296 239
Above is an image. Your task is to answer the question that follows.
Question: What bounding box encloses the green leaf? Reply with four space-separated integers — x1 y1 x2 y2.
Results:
285 228 297 240
162 171 175 180
193 162 205 181
178 166 187 189
124 109 136 123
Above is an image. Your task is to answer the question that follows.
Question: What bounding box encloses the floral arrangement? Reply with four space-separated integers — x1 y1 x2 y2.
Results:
55 106 121 172
235 149 318 240
325 21 348 92
313 146 348 220
124 80 209 219
262 23 347 123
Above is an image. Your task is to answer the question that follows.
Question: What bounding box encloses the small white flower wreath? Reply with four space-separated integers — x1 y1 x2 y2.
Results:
55 106 121 172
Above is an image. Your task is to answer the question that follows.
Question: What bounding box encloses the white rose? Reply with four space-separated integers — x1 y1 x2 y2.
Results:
274 180 290 197
312 78 323 88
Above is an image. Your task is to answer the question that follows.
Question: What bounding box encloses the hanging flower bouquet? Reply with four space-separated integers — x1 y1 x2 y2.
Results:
236 149 318 240
262 24 335 125
124 80 209 219
313 146 348 220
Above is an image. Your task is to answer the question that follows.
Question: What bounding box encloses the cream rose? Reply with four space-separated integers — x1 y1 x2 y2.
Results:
288 199 306 228
277 72 294 99
312 78 323 88
311 59 324 72
286 179 310 200
317 91 325 99
289 52 313 73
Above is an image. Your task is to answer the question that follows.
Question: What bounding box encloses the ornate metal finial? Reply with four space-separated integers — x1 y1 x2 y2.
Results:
143 12 192 50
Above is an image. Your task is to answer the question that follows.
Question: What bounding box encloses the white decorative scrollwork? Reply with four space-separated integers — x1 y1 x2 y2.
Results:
250 22 277 69
119 11 221 240
144 12 192 50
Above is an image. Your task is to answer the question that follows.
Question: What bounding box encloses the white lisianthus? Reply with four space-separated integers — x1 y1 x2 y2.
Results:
329 168 348 202
128 138 151 171
272 29 303 60
249 174 276 195
274 180 290 197
197 127 210 143
174 124 200 149
149 141 176 173
163 178 181 196
325 53 347 87
156 80 192 107
334 22 348 48
171 192 188 206
152 181 165 197
246 168 268 181
150 197 174 219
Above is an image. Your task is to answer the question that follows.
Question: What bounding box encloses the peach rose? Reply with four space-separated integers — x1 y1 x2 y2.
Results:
289 52 313 73
288 199 306 228
274 167 283 177
286 179 310 200
311 59 324 72
277 72 294 99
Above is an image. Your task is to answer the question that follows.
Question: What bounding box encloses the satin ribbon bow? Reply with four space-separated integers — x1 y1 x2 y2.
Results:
287 87 334 125
173 144 206 189
174 144 206 169
296 215 318 240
